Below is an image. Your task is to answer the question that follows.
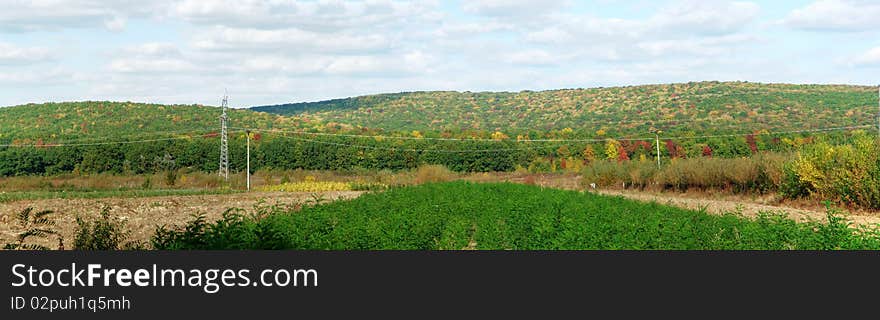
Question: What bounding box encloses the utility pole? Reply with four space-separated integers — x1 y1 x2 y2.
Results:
246 129 251 191
219 91 229 180
655 131 661 169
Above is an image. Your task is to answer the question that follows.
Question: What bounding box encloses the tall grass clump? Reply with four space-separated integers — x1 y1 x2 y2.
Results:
581 153 787 194
414 164 456 184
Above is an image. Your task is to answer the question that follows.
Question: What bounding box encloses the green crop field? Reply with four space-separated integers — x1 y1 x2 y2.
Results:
152 182 880 250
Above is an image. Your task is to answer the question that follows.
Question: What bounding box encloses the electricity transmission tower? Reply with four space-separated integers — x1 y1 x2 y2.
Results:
219 92 229 180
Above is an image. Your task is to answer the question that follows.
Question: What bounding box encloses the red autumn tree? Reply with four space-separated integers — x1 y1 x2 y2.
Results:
676 145 687 159
617 146 630 162
702 145 713 158
745 134 758 154
665 140 678 158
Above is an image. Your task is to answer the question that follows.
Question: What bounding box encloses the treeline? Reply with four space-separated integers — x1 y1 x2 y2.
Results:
0 130 862 177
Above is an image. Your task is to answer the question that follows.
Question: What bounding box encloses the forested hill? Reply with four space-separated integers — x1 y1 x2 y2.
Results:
1 82 876 146
0 101 293 144
251 82 878 136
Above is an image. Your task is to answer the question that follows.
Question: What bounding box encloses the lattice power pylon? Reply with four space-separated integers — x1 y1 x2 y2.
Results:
218 93 229 180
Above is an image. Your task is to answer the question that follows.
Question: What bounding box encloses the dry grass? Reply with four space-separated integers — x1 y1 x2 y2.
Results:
581 153 791 194
414 164 456 184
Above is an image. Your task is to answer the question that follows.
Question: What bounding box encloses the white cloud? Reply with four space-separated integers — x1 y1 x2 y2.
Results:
103 16 127 32
434 21 513 37
851 47 880 66
108 58 198 73
122 43 184 58
108 43 196 74
228 51 433 77
0 43 54 65
172 0 440 31
463 0 568 17
0 0 168 32
648 1 760 35
637 34 759 57
192 27 392 53
0 67 76 85
784 0 880 32
511 1 760 64
502 49 559 66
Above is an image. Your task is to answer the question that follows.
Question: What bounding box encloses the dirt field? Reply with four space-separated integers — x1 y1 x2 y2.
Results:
597 189 880 227
0 191 363 249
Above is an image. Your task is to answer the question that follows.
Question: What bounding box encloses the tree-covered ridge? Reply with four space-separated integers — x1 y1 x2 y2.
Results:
0 101 298 145
253 82 878 136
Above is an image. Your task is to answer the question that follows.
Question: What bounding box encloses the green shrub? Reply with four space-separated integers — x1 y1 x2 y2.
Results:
73 207 142 250
152 209 287 250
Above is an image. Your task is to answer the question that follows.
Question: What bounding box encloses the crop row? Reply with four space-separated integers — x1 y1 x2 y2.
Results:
152 182 880 250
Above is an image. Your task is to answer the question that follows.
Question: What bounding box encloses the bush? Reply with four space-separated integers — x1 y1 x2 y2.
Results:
73 207 142 250
152 209 287 250
581 160 627 187
782 133 880 208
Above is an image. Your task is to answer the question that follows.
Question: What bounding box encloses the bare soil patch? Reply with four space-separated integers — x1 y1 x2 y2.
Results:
0 191 363 249
597 189 880 227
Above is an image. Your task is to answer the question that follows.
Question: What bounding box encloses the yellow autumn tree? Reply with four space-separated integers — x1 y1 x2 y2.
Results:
605 139 620 160
491 131 509 140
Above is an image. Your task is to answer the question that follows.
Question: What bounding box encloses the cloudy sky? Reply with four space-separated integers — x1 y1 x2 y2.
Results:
1 0 878 107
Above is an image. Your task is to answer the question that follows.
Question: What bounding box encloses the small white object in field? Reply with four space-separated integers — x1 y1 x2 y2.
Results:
589 183 597 189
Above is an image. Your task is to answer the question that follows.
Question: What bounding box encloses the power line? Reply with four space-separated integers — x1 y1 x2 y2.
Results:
231 126 653 142
0 135 211 148
11 128 217 145
661 125 873 140
228 129 567 153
